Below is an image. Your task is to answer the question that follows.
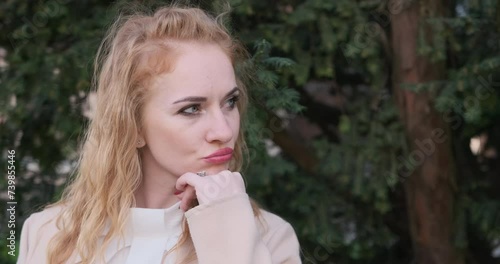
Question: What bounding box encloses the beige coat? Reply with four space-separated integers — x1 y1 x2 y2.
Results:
17 193 301 263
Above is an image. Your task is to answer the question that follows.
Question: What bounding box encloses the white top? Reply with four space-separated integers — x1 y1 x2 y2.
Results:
104 201 183 264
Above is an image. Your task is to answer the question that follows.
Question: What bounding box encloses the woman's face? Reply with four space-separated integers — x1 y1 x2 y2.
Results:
138 42 240 180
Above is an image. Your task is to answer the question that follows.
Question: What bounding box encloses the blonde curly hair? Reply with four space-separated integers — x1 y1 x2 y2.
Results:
46 5 259 264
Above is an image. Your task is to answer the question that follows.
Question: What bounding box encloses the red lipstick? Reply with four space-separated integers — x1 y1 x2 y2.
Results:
203 147 233 164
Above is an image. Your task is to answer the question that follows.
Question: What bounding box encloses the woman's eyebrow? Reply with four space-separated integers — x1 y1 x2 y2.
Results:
172 87 239 104
173 96 206 104
224 87 240 98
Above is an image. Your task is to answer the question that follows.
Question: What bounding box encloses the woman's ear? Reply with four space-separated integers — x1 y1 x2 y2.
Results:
137 135 146 148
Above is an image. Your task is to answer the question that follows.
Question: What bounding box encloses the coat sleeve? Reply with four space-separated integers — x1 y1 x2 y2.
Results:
185 193 301 264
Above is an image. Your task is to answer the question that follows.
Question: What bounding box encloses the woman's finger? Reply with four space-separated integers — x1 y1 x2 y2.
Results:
180 185 196 211
176 172 202 191
176 170 247 209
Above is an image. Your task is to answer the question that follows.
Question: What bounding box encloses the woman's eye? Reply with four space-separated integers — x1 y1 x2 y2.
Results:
179 105 201 115
226 95 239 109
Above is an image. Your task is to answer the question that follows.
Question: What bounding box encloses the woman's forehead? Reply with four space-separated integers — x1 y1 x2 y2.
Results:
146 43 237 100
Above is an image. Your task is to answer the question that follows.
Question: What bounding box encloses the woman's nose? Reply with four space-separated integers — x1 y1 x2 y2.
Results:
205 110 234 144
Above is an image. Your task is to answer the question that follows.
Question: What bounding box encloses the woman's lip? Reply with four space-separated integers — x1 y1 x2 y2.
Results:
203 153 232 164
204 147 233 158
174 190 183 195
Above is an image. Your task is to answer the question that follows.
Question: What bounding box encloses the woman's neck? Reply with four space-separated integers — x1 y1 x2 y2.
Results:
134 172 179 209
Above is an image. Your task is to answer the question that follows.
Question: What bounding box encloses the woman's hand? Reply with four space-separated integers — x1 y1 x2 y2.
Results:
175 170 246 211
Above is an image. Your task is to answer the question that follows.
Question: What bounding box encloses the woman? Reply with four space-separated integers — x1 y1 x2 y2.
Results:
17 5 301 264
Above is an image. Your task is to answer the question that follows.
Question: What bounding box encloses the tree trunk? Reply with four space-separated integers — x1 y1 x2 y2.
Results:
390 1 465 263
